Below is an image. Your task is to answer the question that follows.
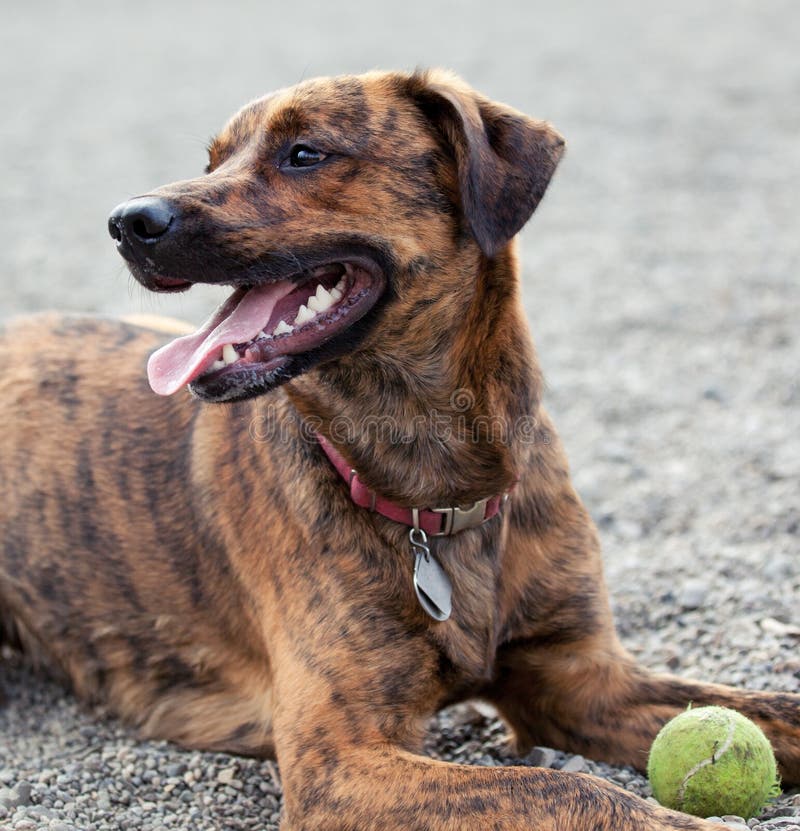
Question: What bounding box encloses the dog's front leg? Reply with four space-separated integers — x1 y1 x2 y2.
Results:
490 633 800 785
268 615 721 830
486 485 800 785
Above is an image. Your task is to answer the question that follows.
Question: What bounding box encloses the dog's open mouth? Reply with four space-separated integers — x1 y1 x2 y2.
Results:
147 260 385 399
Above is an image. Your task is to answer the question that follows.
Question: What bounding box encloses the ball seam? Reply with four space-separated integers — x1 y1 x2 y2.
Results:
676 710 736 809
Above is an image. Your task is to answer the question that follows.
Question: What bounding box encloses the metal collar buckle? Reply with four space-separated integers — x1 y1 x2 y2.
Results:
430 498 490 536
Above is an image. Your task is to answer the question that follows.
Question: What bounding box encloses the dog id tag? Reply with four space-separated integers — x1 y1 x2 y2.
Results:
410 529 452 622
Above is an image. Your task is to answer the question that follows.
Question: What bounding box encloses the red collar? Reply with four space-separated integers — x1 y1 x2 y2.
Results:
316 432 508 536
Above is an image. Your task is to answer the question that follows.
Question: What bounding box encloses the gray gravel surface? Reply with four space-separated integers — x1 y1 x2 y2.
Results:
1 1 799 829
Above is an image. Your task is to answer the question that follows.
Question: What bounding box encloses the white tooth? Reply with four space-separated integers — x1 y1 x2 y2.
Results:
222 344 238 365
307 295 326 313
293 304 315 325
257 330 268 339
335 278 345 292
308 285 333 313
330 287 343 302
272 320 294 336
211 360 225 371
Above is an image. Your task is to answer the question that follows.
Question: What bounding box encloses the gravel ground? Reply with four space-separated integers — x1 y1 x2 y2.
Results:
1 1 799 829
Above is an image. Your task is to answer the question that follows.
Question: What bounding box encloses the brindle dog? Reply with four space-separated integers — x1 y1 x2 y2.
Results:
0 70 797 831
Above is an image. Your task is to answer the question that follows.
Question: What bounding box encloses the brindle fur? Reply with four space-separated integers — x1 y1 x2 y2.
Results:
0 70 797 831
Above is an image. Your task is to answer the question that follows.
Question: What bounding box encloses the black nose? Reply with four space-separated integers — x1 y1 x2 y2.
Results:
108 197 174 245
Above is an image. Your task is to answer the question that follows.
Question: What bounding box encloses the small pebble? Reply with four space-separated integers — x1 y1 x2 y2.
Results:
525 747 557 768
560 755 586 773
677 580 709 610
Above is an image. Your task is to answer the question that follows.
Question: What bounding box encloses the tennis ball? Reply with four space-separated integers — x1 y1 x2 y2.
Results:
647 705 780 819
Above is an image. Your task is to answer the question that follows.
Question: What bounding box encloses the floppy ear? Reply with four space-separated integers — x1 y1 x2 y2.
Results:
408 72 565 257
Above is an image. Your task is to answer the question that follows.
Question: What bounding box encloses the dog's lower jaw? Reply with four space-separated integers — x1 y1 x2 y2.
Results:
189 355 297 403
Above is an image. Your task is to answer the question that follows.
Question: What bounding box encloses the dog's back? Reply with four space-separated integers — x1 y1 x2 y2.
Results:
0 314 279 753
0 314 186 666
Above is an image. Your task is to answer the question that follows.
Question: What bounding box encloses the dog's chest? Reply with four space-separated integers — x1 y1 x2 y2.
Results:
424 530 504 691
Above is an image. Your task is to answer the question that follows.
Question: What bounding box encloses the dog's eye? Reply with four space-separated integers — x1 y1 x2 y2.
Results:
287 145 327 168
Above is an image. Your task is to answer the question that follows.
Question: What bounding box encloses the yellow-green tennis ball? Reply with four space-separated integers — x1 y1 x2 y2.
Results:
647 705 780 819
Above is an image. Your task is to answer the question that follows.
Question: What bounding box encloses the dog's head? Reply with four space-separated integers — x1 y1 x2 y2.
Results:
109 70 564 403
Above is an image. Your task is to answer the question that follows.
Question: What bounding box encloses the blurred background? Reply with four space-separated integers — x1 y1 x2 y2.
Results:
3 0 798 323
1 2 799 828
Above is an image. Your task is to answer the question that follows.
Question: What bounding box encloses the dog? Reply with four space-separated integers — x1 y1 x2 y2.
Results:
1 69 797 831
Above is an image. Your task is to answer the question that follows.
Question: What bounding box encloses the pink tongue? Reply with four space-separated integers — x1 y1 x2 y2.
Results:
147 281 296 395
